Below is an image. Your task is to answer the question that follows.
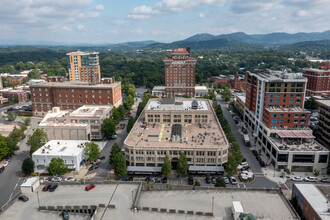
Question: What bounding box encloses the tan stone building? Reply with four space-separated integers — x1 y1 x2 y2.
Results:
124 98 229 168
39 105 112 140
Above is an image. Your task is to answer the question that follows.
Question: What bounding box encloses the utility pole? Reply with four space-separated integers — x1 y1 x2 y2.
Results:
212 197 214 214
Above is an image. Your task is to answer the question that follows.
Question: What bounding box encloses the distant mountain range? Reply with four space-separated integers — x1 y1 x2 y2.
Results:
141 30 330 51
2 30 330 51
183 30 330 45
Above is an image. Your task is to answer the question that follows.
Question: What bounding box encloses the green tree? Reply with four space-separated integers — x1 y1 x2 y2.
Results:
27 69 41 79
109 142 120 165
304 97 319 110
0 135 9 160
22 157 35 175
225 155 237 175
161 155 172 176
8 127 23 142
215 178 226 187
221 84 232 102
177 152 189 176
111 107 121 124
47 158 68 175
118 105 126 119
102 118 116 139
126 116 135 133
20 124 27 132
7 112 17 121
27 128 48 155
113 152 127 177
84 142 100 162
24 118 31 126
194 180 201 186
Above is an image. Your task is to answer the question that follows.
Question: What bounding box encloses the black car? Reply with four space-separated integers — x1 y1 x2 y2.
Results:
18 195 29 202
145 177 151 182
205 177 211 184
211 177 217 184
0 166 4 173
88 165 99 171
162 177 168 183
49 184 58 192
259 160 266 167
61 210 69 220
256 155 262 161
242 157 247 162
252 150 258 156
188 176 194 185
98 156 106 160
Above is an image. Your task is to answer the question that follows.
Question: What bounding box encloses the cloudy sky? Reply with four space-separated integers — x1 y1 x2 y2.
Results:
0 0 329 44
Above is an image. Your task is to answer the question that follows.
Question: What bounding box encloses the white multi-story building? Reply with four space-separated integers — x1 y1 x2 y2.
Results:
32 140 89 173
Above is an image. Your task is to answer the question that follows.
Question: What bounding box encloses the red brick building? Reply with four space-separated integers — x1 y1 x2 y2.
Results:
229 73 247 91
210 76 228 84
303 61 330 96
245 70 308 130
164 47 197 97
0 89 28 103
30 77 122 116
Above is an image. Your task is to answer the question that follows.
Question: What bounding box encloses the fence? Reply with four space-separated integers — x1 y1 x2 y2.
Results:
0 190 21 215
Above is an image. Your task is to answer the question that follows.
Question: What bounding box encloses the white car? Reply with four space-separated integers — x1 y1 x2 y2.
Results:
292 176 303 181
64 177 76 182
237 162 248 170
51 177 63 182
3 161 9 167
304 176 317 182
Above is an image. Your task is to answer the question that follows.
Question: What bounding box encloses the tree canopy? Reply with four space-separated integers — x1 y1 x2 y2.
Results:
84 142 100 162
22 157 35 175
109 142 120 166
113 152 127 178
161 155 172 176
28 128 48 155
126 116 135 133
102 118 116 139
47 158 68 175
177 152 189 176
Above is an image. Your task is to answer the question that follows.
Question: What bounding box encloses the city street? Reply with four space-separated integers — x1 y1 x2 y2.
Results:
0 117 41 208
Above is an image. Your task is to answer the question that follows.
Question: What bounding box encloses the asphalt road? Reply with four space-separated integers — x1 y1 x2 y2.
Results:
0 117 41 209
93 89 146 181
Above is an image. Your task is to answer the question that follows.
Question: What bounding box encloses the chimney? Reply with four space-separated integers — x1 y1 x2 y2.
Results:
186 46 191 57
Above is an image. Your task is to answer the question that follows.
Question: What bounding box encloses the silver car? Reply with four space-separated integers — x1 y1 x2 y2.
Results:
223 177 230 184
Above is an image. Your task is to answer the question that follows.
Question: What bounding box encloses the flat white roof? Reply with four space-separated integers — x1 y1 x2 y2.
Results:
33 140 89 157
21 177 39 187
232 201 244 213
70 105 112 117
147 100 208 111
295 184 329 217
236 95 246 103
317 100 330 108
195 86 208 91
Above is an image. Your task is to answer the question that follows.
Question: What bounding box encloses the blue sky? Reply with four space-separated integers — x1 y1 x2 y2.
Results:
0 0 329 44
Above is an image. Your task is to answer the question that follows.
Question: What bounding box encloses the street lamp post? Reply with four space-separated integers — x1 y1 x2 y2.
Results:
212 197 214 214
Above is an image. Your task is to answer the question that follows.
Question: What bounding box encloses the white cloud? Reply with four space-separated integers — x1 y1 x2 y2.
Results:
79 11 100 19
128 0 226 19
132 29 143 34
78 25 85 30
114 20 129 26
199 13 206 18
62 26 72 31
95 4 104 11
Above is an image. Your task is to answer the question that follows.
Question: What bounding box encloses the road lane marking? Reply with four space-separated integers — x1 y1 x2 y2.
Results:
283 183 289 189
243 184 246 189
237 184 240 188
9 192 13 200
13 181 19 190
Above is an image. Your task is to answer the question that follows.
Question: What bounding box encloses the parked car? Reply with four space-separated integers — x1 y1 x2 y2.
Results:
229 176 237 185
61 210 69 220
88 165 99 171
18 195 29 202
162 177 168 183
252 150 258 156
256 155 262 161
241 157 247 162
188 176 194 185
233 117 239 124
223 177 230 184
42 184 51 191
321 178 330 183
205 176 211 184
156 177 162 183
237 162 248 170
241 126 248 134
292 176 303 181
240 165 250 171
3 161 9 167
51 177 62 182
0 166 4 173
145 177 151 182
110 134 117 140
259 160 266 167
122 177 129 181
151 177 156 183
99 156 106 160
43 177 50 182
64 177 76 182
211 177 217 184
49 184 58 192
304 176 317 182
85 184 95 191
